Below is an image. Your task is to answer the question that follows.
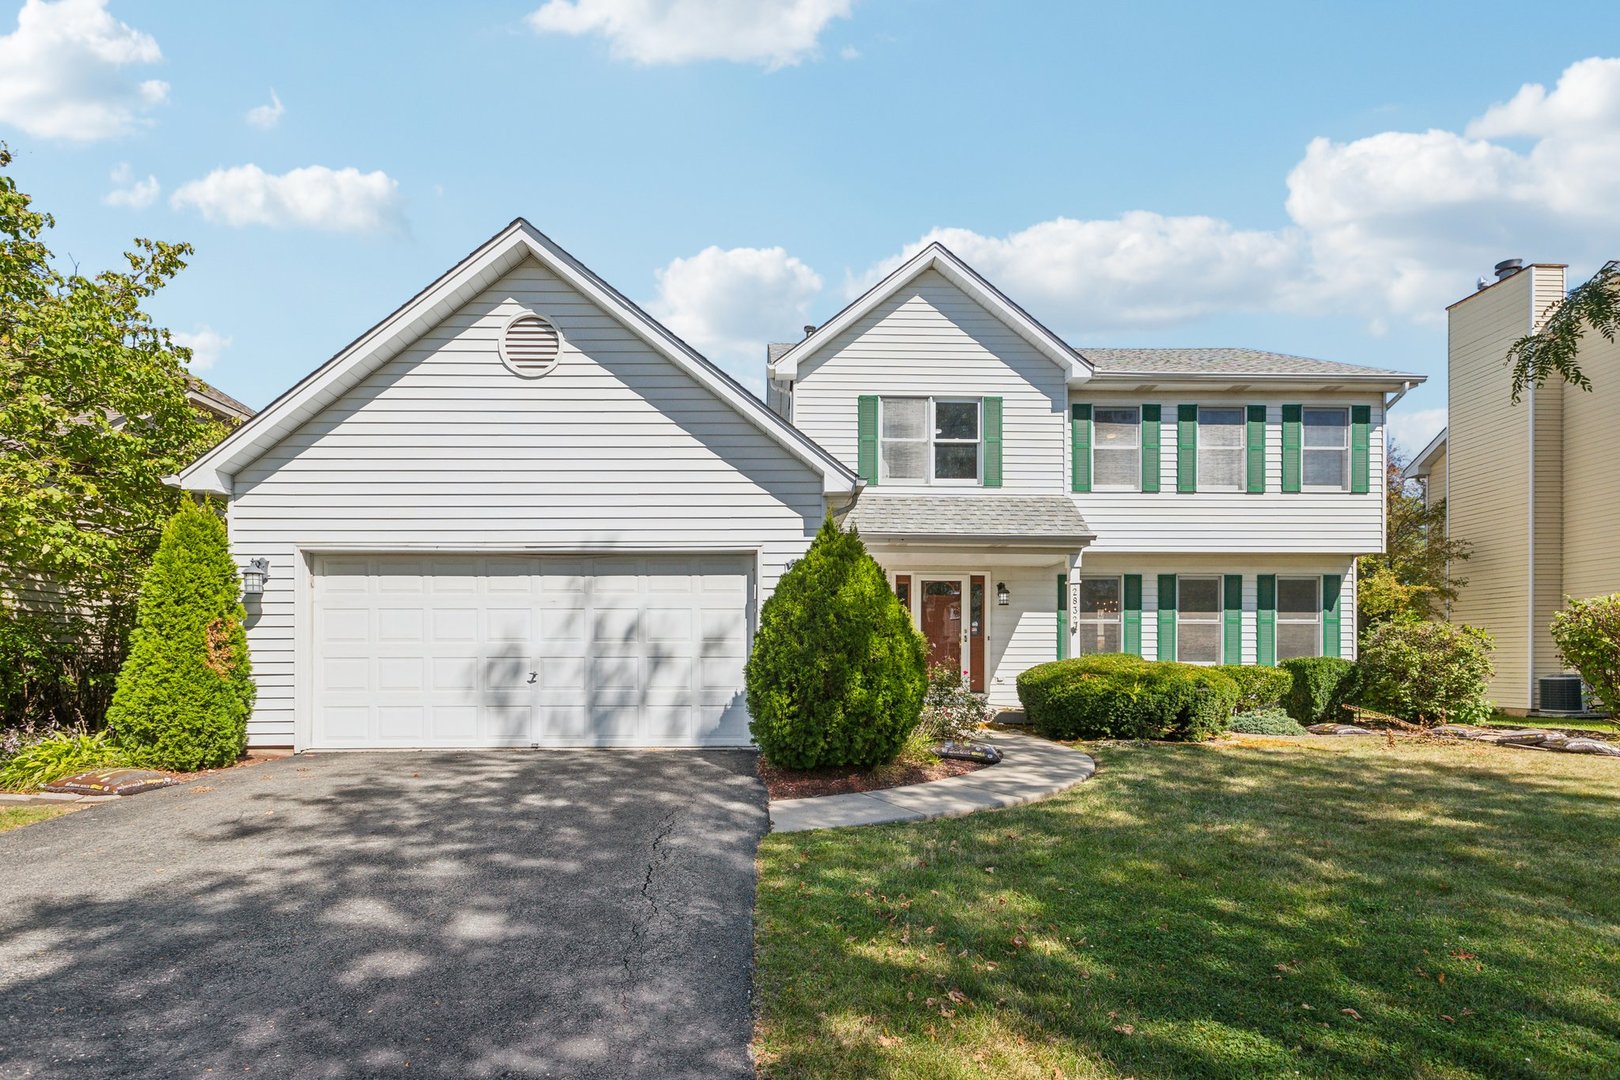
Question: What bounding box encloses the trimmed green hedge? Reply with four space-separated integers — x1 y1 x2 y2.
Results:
1215 665 1293 713
1016 654 1238 742
1279 656 1359 726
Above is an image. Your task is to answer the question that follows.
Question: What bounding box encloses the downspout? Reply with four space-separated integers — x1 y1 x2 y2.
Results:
1526 280 1536 713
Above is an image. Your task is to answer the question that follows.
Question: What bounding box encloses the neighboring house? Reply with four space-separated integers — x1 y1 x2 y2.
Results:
769 245 1423 707
1403 259 1620 714
177 221 1422 751
186 377 256 425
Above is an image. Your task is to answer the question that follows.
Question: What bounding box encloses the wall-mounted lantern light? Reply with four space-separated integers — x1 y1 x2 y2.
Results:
996 581 1010 607
241 557 269 597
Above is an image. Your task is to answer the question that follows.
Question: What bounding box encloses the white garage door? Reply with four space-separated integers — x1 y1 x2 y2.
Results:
311 554 753 748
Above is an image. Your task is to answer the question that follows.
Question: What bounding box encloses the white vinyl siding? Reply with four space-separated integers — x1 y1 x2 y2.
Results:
228 255 827 747
1070 392 1387 553
791 268 1067 493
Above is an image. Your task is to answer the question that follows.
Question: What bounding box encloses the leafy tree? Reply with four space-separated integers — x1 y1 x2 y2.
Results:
745 518 926 769
1 143 225 727
1507 259 1619 403
1357 620 1495 727
1357 447 1471 632
106 500 253 770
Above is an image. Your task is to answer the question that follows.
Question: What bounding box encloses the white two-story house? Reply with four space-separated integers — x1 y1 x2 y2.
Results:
767 244 1423 707
180 222 1422 751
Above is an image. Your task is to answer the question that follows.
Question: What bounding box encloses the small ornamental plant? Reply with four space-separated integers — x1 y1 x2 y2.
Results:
1550 594 1620 723
106 500 254 770
746 518 926 769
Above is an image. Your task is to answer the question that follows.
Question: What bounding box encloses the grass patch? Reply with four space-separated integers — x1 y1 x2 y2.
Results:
755 737 1620 1078
0 805 76 832
1486 711 1615 736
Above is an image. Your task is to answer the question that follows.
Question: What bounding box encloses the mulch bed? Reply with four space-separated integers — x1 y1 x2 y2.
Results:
759 756 988 801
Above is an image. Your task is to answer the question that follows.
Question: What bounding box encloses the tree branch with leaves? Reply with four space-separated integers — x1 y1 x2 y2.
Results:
1507 260 1620 403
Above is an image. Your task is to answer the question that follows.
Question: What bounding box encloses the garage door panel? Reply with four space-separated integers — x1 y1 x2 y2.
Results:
312 553 754 748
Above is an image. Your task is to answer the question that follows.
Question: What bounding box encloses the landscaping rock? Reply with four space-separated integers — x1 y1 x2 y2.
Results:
1553 738 1620 757
934 741 1003 765
1307 723 1375 736
41 769 177 797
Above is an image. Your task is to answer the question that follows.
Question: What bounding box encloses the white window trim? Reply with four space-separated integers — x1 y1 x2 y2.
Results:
878 396 983 485
1302 406 1351 493
1176 574 1223 665
1197 405 1246 493
1091 406 1142 493
1074 575 1124 655
1276 576 1323 660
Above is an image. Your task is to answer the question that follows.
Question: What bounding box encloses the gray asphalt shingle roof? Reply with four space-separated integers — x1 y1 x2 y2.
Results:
1075 347 1411 379
845 494 1093 543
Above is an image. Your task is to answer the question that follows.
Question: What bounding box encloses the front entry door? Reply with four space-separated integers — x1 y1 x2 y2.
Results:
919 579 965 674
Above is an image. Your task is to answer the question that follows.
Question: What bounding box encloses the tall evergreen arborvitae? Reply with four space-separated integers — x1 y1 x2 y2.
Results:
107 500 253 770
746 517 926 769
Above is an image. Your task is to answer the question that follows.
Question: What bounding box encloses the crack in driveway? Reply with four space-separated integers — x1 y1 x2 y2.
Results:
618 809 676 1009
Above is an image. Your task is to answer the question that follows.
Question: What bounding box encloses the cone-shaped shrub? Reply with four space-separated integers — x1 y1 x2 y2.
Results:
107 500 253 770
746 518 926 769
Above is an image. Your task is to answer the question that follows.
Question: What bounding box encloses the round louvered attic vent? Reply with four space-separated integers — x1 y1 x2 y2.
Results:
499 313 562 378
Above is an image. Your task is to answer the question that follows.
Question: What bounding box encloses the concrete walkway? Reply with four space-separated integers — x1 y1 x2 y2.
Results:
769 728 1096 833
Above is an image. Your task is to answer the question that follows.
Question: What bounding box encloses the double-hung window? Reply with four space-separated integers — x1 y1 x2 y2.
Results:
1276 577 1321 660
879 397 981 483
1177 576 1222 664
1093 407 1141 490
1075 577 1122 654
1198 407 1245 491
1303 407 1350 490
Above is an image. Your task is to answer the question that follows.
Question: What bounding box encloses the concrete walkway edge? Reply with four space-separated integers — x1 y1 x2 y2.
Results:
768 729 1096 833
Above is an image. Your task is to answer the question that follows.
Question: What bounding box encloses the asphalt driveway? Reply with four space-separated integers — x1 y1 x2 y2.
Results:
0 749 768 1079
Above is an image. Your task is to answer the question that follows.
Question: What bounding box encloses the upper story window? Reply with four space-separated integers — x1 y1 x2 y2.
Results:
1093 407 1140 491
880 397 981 483
1177 576 1222 664
1198 406 1245 491
1276 577 1321 659
1303 407 1350 491
1075 576 1122 654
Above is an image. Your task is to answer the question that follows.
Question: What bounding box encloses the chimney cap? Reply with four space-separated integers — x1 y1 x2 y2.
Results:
802 323 816 337
1494 258 1525 280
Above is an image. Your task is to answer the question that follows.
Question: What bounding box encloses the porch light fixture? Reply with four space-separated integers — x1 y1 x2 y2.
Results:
996 582 1010 607
241 558 269 597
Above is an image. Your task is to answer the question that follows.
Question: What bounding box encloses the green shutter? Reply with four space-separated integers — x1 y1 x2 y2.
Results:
1057 574 1068 660
1176 404 1198 493
1157 573 1177 661
1256 575 1276 667
1123 574 1142 655
857 395 879 484
1141 404 1160 493
1351 404 1371 494
983 396 1004 488
1223 574 1243 664
1246 404 1266 494
1281 404 1302 493
1070 403 1091 493
1322 573 1342 658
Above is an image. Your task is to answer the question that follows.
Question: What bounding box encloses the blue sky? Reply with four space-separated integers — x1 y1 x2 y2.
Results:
4 0 1619 454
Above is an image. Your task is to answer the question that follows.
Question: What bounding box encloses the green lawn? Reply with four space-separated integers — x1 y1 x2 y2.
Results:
0 804 75 832
1485 711 1616 736
754 736 1620 1079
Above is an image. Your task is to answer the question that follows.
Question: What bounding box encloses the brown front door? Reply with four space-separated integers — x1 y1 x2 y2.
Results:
920 579 964 673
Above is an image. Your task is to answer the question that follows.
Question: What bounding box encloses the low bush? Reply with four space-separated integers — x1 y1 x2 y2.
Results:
1215 665 1294 712
746 519 927 769
0 729 131 792
1016 654 1237 742
1358 620 1494 726
1279 656 1360 726
917 665 991 742
1228 707 1310 736
1550 594 1620 722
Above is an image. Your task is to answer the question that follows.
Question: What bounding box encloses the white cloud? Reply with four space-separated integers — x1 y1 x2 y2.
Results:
245 88 284 130
526 0 853 69
102 161 158 208
0 0 168 141
172 325 231 371
1386 407 1447 459
170 164 404 234
650 245 823 385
